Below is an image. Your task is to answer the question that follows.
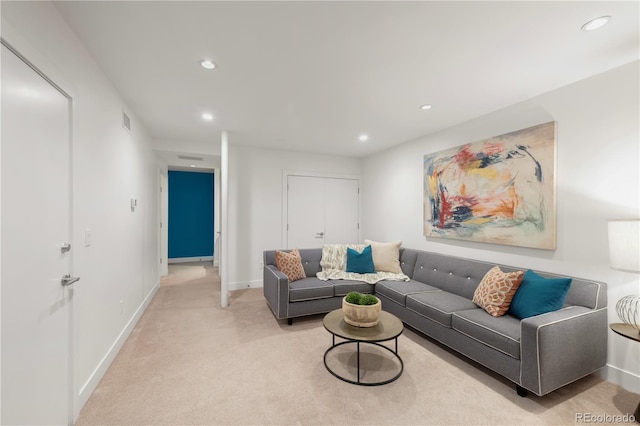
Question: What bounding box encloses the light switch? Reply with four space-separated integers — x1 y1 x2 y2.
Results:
85 229 91 247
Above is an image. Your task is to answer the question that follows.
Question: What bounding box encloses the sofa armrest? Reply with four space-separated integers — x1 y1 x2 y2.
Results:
263 265 289 319
520 306 607 396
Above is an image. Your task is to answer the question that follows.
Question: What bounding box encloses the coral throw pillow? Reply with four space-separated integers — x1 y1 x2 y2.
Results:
364 240 402 274
275 249 306 282
473 266 524 317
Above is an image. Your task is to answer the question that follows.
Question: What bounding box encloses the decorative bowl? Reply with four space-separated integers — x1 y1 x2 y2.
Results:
342 297 381 327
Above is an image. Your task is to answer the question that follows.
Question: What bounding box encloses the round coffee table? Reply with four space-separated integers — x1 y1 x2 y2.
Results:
323 309 404 386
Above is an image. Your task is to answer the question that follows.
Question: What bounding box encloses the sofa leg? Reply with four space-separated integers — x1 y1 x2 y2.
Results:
516 385 528 397
287 318 293 326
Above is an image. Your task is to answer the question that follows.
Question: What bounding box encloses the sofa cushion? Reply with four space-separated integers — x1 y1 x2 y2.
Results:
331 280 374 297
364 240 402 273
406 291 478 327
289 277 334 302
509 270 572 319
472 266 524 317
298 248 323 277
275 249 306 282
346 245 376 274
376 280 440 306
398 248 419 278
452 309 521 359
412 251 492 299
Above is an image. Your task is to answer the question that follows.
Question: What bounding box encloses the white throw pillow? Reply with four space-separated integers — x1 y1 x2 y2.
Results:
364 240 402 274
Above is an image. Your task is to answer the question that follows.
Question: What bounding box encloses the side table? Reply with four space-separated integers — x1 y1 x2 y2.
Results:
610 323 640 423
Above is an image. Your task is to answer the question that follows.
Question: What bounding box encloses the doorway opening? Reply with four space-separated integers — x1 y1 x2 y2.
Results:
167 170 215 263
158 154 221 275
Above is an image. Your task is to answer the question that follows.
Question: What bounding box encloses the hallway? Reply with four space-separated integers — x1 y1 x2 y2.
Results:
76 262 269 424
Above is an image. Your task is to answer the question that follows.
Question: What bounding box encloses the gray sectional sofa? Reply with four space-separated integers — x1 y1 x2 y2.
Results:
263 247 608 397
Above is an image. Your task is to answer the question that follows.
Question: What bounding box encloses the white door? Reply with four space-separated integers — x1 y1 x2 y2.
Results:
287 176 326 248
287 175 359 248
1 43 74 425
324 178 359 244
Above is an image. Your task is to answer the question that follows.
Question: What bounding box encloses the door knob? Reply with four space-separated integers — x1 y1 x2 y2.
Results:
315 232 325 238
60 243 71 253
61 274 80 286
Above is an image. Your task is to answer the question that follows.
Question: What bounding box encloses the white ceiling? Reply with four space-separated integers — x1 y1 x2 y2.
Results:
54 1 639 159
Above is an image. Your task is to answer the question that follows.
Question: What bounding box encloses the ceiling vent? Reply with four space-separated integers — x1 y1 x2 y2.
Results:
122 111 131 132
177 155 204 161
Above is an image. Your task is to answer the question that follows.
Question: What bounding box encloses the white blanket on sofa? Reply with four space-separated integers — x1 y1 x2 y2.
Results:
316 244 410 284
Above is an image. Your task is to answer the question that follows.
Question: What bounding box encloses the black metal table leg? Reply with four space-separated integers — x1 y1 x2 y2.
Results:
323 340 404 386
357 341 360 384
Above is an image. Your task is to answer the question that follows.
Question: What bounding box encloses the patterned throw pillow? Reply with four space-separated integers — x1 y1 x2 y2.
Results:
275 249 306 282
473 266 524 317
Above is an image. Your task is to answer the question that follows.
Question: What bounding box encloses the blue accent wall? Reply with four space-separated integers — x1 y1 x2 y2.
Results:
168 171 214 258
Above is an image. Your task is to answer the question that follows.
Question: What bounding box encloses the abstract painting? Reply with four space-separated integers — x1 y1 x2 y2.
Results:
424 121 556 249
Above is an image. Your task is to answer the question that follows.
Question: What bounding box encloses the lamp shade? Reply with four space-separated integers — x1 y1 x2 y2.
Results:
608 219 640 273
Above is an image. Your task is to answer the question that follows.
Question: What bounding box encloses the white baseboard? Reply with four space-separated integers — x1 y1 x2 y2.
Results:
76 280 160 418
229 280 263 291
601 364 640 394
168 256 214 264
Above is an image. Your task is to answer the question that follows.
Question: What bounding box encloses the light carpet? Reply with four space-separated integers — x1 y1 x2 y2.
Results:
76 262 639 425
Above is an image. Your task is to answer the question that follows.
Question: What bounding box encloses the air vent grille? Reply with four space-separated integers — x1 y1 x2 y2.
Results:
177 155 204 161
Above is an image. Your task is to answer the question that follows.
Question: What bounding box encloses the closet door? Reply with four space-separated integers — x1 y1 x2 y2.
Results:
323 177 359 245
287 175 359 249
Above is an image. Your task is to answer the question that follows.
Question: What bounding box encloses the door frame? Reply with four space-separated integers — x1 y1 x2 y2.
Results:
159 170 169 276
213 166 220 267
1 35 76 424
281 170 361 248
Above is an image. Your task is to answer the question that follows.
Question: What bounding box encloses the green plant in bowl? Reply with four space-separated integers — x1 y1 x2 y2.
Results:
344 291 379 305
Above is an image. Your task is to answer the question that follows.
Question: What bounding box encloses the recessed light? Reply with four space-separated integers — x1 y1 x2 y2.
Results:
202 113 213 121
200 59 216 70
581 16 611 31
358 134 369 142
189 164 196 168
420 104 433 110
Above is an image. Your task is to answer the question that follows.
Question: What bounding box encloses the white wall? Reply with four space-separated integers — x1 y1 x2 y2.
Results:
1 2 160 419
155 137 221 156
227 145 361 289
361 61 640 393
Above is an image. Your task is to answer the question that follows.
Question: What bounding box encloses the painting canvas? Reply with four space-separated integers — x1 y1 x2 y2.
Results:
424 121 556 250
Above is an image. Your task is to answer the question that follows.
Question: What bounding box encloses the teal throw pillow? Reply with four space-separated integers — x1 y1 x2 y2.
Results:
508 270 572 319
346 245 376 274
